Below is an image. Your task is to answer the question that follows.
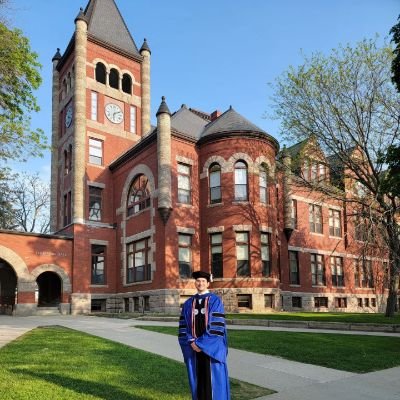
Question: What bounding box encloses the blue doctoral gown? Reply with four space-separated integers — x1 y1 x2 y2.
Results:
178 292 230 400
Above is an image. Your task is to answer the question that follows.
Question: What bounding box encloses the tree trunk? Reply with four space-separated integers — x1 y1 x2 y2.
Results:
385 274 399 317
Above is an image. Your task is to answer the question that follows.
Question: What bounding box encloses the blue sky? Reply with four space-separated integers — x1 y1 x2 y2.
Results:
7 0 398 180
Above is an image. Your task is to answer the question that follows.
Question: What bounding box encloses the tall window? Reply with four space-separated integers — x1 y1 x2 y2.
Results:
291 199 298 229
177 163 191 204
122 73 132 94
259 165 268 204
68 144 72 172
234 161 248 201
261 232 271 277
109 68 119 89
127 239 151 283
309 204 323 233
209 163 221 204
330 256 344 287
130 106 136 134
354 217 368 241
329 209 341 237
319 164 326 181
354 259 374 288
63 191 71 226
89 138 103 165
64 150 69 175
363 259 374 288
178 234 192 278
91 91 98 121
311 253 325 286
95 62 106 84
91 245 106 284
210 233 223 278
89 186 102 221
311 162 318 182
289 251 300 284
127 174 150 216
236 232 250 276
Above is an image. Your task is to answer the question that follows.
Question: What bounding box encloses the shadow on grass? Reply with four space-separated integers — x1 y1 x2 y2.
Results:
9 369 150 400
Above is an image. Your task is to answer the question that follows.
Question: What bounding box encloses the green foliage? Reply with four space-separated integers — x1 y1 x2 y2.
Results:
379 145 400 197
141 325 400 373
0 22 47 163
271 38 400 317
390 14 400 92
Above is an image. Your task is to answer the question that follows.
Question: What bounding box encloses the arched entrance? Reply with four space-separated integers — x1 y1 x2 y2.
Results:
37 272 61 307
0 259 17 315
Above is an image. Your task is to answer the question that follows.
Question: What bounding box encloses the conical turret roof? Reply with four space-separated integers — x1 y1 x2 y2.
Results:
201 106 266 137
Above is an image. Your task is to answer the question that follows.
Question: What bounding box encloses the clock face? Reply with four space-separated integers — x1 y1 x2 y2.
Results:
65 105 73 128
105 103 123 124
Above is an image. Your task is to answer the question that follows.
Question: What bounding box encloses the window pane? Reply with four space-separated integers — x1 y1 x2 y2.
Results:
236 244 248 260
179 234 191 246
236 232 248 242
210 171 220 187
235 168 247 184
211 233 222 244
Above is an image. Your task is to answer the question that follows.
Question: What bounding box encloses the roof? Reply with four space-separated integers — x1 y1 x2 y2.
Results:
170 105 209 140
84 0 140 57
200 106 267 138
284 138 309 158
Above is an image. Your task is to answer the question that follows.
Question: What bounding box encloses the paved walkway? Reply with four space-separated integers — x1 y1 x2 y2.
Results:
0 315 399 399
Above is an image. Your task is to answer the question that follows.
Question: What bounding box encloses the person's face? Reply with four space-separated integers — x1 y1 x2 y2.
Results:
195 277 209 294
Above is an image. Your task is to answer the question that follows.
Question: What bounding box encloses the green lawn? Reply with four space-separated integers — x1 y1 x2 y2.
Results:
0 326 274 400
225 312 400 325
139 326 400 373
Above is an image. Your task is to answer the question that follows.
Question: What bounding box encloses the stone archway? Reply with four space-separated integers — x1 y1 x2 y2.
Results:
36 271 61 306
0 245 36 315
0 259 17 315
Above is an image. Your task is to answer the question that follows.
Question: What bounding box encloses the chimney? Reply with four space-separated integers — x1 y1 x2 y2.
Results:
210 110 221 121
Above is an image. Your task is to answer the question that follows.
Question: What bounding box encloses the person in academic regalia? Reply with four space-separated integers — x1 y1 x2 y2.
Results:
178 270 230 400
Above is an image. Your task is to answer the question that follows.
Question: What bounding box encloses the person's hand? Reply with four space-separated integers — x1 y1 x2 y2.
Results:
191 341 201 352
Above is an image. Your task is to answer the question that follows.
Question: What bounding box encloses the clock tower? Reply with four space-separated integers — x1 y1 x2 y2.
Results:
50 0 151 232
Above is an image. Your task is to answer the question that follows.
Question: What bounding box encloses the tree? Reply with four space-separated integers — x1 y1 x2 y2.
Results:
390 14 400 92
271 38 400 316
0 21 47 166
7 172 51 234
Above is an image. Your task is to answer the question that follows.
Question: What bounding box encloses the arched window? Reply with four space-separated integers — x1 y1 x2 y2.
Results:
109 68 119 89
64 150 68 175
95 62 106 84
122 73 132 94
67 72 72 92
234 160 248 201
62 79 67 99
68 144 73 172
259 164 268 204
127 174 150 216
209 163 221 204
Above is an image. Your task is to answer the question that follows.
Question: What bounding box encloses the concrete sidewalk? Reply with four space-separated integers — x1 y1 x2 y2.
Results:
0 315 399 399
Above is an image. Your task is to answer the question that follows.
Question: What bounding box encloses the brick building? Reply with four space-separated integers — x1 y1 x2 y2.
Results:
0 0 392 316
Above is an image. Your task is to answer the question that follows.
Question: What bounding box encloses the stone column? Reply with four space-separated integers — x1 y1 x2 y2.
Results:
73 10 87 224
50 49 61 232
282 148 293 240
156 96 172 224
140 39 151 136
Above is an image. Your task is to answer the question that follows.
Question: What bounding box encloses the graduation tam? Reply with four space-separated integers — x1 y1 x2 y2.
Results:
192 270 212 282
